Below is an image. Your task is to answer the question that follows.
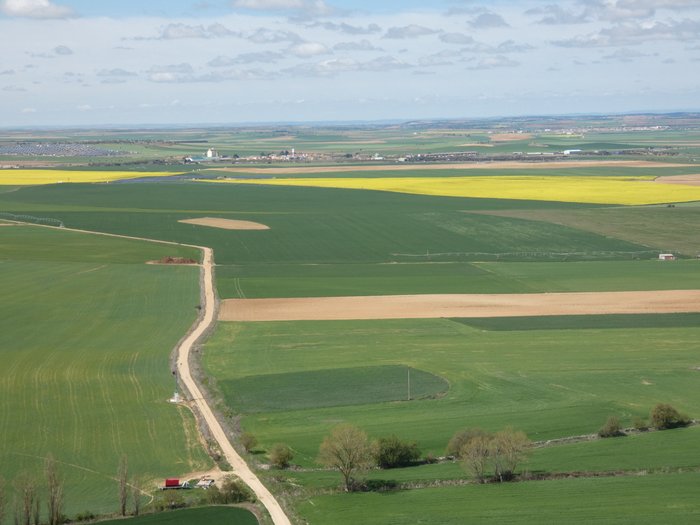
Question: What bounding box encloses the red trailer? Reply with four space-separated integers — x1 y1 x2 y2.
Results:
164 478 180 488
162 478 190 490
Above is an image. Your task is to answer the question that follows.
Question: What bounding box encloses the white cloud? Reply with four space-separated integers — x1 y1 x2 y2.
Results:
307 21 381 35
146 63 195 83
232 0 335 16
0 0 73 18
384 25 440 39
526 5 590 25
53 45 72 55
97 68 137 77
553 18 700 47
208 51 284 66
333 39 382 51
440 33 476 45
582 0 696 21
149 23 238 40
602 47 650 61
418 50 460 67
495 40 534 53
146 62 276 83
469 13 509 29
284 55 411 77
288 41 331 57
247 28 301 43
467 55 519 70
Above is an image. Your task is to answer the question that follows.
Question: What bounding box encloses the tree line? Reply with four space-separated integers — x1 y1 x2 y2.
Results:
0 455 64 525
257 401 693 493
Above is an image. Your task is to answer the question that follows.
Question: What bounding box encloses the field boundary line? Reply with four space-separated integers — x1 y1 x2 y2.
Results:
11 221 291 525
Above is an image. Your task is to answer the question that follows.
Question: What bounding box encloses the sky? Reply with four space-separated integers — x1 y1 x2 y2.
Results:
1 0 699 127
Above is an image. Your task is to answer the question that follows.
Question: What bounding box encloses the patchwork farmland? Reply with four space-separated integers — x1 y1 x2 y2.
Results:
1 121 700 524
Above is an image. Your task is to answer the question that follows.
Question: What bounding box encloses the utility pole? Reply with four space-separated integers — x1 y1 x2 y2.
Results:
407 367 411 401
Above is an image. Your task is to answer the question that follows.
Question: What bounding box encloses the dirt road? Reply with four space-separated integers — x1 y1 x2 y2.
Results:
219 290 700 322
175 247 292 525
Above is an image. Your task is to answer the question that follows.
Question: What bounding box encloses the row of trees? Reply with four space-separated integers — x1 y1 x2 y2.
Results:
255 424 531 492
315 425 531 491
0 455 64 525
259 403 693 494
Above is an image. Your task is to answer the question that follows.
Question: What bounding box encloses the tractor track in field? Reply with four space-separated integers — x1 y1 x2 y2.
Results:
14 221 292 525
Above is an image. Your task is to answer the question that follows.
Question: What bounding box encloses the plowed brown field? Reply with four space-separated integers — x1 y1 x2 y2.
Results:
219 290 700 322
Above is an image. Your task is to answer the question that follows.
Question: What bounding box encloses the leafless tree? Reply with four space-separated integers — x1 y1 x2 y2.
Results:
15 472 36 525
117 454 128 516
131 477 142 517
45 454 64 525
489 427 531 482
31 495 40 525
318 424 374 492
460 434 491 483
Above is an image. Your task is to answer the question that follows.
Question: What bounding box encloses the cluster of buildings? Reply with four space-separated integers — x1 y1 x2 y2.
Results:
0 142 125 157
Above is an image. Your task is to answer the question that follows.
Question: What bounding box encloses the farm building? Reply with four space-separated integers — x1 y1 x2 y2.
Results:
162 478 190 490
658 253 676 261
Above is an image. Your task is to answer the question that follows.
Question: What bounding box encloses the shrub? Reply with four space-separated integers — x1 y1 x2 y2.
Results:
207 476 254 504
361 479 399 492
633 417 649 431
446 428 489 458
241 432 258 453
269 443 294 469
374 435 421 469
424 452 438 465
598 415 624 438
74 511 96 522
650 403 691 430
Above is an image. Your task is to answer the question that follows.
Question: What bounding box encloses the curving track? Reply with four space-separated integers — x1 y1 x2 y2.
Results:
26 223 292 525
174 246 292 525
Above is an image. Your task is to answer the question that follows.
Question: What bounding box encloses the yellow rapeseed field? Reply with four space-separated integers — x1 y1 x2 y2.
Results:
207 175 700 205
0 170 180 185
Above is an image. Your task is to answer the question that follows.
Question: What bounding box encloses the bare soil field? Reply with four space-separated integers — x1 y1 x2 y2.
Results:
656 174 700 186
213 160 687 176
178 217 270 230
490 133 533 141
219 290 700 322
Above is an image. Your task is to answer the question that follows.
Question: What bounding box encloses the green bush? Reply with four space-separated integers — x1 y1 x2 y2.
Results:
74 511 96 522
598 415 625 438
269 443 294 469
374 435 421 469
241 432 258 453
207 476 254 504
650 403 691 430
